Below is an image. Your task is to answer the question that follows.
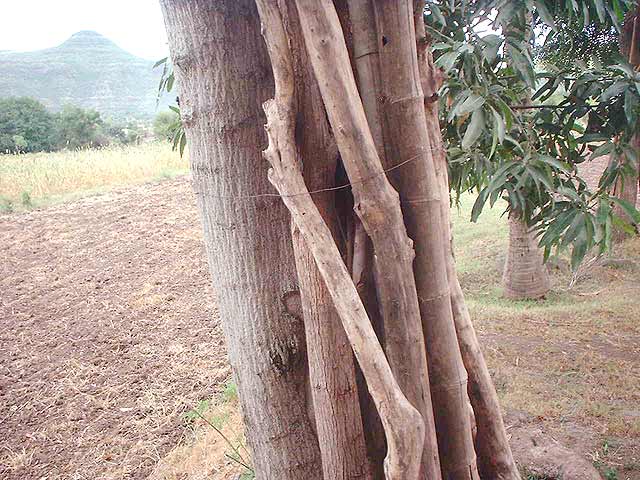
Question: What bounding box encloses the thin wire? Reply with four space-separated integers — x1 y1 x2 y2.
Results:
193 146 444 201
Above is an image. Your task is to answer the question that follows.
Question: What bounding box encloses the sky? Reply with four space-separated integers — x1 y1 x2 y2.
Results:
0 0 169 60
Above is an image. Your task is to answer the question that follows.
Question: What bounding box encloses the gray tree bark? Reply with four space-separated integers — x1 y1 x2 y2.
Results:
374 2 479 478
158 2 322 478
263 1 372 478
502 213 551 300
413 4 521 477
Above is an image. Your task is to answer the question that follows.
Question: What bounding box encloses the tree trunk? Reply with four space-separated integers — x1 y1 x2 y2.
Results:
502 213 551 299
266 2 372 478
413 3 522 478
346 1 441 478
257 4 425 476
374 2 479 479
612 134 640 242
158 2 322 478
614 6 640 241
501 13 551 300
293 0 449 478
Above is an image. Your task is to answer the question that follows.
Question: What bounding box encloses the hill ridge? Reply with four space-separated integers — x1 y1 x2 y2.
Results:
0 31 169 120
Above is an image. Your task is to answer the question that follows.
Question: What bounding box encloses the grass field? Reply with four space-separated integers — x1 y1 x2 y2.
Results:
0 142 188 212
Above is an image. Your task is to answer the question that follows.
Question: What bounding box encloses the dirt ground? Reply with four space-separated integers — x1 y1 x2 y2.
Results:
0 177 229 480
1 176 639 479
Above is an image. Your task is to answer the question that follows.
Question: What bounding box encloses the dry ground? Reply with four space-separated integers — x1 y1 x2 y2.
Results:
1 176 639 479
0 178 229 479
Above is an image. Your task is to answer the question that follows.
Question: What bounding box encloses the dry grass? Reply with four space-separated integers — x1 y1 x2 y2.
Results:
150 383 250 480
0 142 188 211
452 195 640 478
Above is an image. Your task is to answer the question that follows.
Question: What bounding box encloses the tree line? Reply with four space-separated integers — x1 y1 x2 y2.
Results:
0 97 180 154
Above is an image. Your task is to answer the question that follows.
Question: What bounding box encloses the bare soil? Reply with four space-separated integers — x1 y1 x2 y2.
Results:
1 176 639 479
0 177 229 480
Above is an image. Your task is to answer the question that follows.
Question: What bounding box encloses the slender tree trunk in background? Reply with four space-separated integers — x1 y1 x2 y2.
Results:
413 3 521 478
614 6 640 241
502 15 551 300
375 2 478 479
158 2 322 478
502 213 551 299
612 134 640 242
269 2 371 478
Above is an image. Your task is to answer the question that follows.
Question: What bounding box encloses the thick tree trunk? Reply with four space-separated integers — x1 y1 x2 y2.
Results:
375 2 479 479
413 4 522 478
265 2 372 478
502 213 551 299
158 2 322 478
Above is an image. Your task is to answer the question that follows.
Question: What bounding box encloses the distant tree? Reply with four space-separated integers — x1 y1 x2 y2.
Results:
536 19 622 69
104 120 143 145
54 105 106 149
153 110 180 141
0 97 55 153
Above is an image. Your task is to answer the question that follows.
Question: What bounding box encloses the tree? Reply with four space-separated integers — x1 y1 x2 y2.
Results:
0 97 55 153
159 2 322 478
613 1 640 240
159 1 521 479
153 110 180 141
54 105 106 149
426 0 639 299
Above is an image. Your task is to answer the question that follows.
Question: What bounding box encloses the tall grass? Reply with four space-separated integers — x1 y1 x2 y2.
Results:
0 142 188 210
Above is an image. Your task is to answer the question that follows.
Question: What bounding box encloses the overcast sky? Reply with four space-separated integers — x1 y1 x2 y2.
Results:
0 0 169 60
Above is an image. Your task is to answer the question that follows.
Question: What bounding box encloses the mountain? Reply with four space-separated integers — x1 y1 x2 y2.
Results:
0 31 170 120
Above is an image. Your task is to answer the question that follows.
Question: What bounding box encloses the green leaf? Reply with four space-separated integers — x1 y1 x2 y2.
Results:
430 4 446 26
571 233 588 271
436 50 462 73
179 132 187 157
562 212 586 248
153 57 168 68
507 43 535 86
480 34 502 63
462 109 485 150
447 90 471 122
590 141 614 160
457 94 486 116
471 188 490 222
601 81 627 102
537 155 570 174
491 107 506 143
624 89 639 125
611 197 640 224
